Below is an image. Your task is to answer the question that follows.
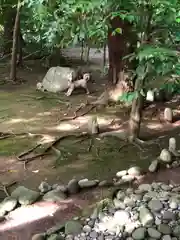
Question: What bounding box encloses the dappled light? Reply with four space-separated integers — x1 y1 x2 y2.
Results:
4 117 41 124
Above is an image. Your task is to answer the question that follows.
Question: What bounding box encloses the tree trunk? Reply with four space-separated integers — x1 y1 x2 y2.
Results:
128 78 144 141
10 0 21 81
102 43 107 69
108 17 137 86
3 8 16 55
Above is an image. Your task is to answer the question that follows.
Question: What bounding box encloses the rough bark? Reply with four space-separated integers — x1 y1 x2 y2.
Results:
108 17 136 85
128 78 144 141
3 8 16 55
10 0 21 81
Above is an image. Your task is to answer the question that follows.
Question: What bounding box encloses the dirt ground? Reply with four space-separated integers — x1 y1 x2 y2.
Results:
0 48 180 239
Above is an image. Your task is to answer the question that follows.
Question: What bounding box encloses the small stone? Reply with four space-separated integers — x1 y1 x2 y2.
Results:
139 207 154 226
147 228 161 239
47 234 64 240
67 179 80 194
31 233 46 240
78 179 98 188
127 166 141 176
82 225 91 233
53 184 67 193
65 221 82 236
116 191 126 200
39 181 51 193
121 175 134 182
0 197 17 212
162 211 175 221
158 224 171 235
132 227 146 240
173 225 180 237
159 149 172 163
98 180 112 187
11 186 40 205
116 170 127 177
43 189 67 202
89 231 98 238
114 210 130 226
148 160 159 173
162 236 172 240
138 184 152 192
148 200 163 212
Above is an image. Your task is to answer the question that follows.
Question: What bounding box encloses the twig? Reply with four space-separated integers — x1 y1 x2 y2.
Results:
59 105 96 122
88 138 93 152
17 143 41 158
0 181 17 197
22 50 41 60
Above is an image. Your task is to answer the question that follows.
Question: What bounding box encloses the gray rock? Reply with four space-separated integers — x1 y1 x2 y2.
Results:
116 170 127 177
124 197 136 207
65 221 82 236
160 184 172 191
78 179 98 188
148 160 159 173
52 184 67 193
82 225 91 233
162 211 175 221
127 166 141 176
98 234 105 240
148 200 163 212
173 225 180 237
91 207 99 219
98 180 112 187
159 149 172 163
161 236 172 240
67 179 80 194
43 189 67 202
90 231 98 238
0 197 17 212
139 207 154 226
121 175 134 182
38 181 51 193
11 186 40 205
147 228 161 239
31 233 46 240
132 227 146 240
138 184 152 192
157 224 171 235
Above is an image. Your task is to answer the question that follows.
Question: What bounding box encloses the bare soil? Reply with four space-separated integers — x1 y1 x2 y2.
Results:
0 48 180 239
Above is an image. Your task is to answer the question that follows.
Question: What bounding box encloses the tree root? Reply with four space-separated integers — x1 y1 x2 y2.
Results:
59 104 96 122
17 143 41 158
0 181 17 197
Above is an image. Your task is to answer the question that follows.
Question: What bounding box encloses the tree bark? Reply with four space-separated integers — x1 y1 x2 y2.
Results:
10 0 21 81
3 8 16 55
128 78 144 141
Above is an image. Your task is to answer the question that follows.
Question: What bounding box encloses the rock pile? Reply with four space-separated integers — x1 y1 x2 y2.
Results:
33 181 180 240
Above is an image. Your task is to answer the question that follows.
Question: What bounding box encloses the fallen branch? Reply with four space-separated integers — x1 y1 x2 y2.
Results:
0 181 17 197
17 143 41 158
59 104 96 122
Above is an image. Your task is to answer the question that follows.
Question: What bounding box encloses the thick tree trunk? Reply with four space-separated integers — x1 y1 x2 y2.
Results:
3 8 16 55
10 0 21 81
108 17 135 86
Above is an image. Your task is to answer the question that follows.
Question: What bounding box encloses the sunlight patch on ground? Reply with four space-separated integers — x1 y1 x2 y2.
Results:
37 111 52 117
4 117 41 124
0 201 72 231
38 134 56 144
48 123 80 132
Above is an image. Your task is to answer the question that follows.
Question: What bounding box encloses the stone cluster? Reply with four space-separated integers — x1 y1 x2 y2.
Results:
32 182 180 240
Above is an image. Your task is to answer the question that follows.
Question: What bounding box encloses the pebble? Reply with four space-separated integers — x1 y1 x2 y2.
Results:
127 166 141 176
147 228 161 239
67 179 80 194
148 200 163 212
116 170 127 177
132 227 146 240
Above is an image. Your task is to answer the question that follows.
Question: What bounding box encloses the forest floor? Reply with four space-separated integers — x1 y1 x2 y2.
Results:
0 48 180 239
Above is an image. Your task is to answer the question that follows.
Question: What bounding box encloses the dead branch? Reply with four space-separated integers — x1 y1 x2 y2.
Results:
0 181 17 197
17 143 41 158
59 104 96 122
22 50 41 60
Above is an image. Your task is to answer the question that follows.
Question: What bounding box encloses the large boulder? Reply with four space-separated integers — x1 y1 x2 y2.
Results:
36 66 77 93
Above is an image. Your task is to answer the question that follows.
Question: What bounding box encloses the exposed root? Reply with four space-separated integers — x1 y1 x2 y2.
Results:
59 104 96 122
17 143 41 158
0 181 17 197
